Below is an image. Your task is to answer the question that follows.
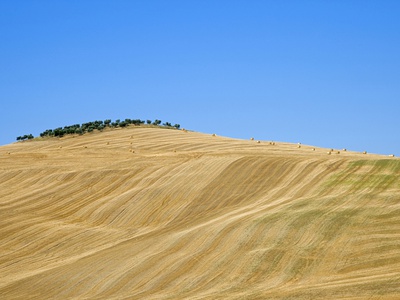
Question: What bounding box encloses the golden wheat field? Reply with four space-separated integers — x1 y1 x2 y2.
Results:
1 127 399 299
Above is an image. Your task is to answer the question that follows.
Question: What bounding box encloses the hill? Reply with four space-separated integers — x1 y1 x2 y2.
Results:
1 127 399 299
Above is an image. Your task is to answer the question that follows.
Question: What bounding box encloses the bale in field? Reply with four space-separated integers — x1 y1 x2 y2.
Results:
250 137 254 141
363 151 367 154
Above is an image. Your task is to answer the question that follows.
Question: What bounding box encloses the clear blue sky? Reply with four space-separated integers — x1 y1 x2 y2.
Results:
1 0 399 156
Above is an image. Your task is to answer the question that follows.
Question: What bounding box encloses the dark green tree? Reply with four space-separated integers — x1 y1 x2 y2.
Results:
153 119 162 126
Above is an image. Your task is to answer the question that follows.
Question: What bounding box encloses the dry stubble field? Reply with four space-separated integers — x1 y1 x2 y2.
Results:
1 127 399 299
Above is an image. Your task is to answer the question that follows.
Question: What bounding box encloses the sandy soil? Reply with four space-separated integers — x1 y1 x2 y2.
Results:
1 127 399 299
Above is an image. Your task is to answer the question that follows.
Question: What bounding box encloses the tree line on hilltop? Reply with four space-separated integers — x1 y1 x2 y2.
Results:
16 118 181 141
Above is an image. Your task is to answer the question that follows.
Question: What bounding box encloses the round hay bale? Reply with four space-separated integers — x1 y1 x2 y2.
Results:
363 151 367 154
250 137 254 141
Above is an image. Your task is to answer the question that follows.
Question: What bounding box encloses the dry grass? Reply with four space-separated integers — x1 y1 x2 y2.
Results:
0 127 399 299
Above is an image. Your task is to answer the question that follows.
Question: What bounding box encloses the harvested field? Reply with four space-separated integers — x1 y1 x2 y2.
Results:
1 127 399 299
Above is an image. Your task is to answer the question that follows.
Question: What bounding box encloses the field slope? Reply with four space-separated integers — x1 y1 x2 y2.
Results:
1 127 399 299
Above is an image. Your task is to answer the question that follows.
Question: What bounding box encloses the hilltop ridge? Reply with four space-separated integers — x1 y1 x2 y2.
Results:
1 127 399 299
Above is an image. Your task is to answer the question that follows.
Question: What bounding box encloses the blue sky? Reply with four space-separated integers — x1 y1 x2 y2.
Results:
1 0 399 156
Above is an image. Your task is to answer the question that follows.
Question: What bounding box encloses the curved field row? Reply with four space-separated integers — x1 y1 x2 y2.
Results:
0 127 399 299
